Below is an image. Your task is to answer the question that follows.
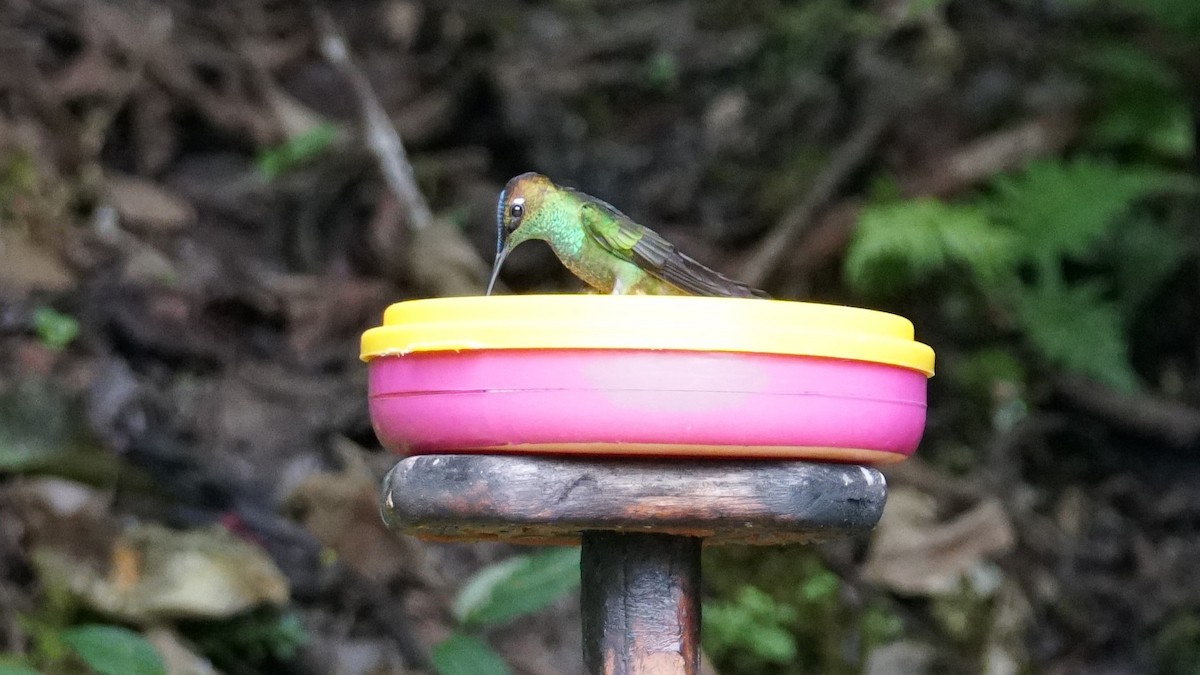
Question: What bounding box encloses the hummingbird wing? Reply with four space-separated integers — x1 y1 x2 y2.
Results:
576 194 770 298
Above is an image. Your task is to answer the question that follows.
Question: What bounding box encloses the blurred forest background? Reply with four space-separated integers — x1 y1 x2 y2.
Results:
2 0 1200 673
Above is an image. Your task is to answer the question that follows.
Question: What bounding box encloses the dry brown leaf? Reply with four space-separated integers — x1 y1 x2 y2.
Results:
0 231 74 295
85 1 173 56
380 1 425 48
106 173 196 233
34 523 290 623
982 582 1033 675
863 487 1015 596
864 640 935 675
899 115 1078 198
8 479 288 622
144 626 222 675
284 439 440 588
264 274 391 357
49 48 128 100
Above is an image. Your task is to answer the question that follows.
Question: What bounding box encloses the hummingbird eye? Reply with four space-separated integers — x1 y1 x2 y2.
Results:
509 203 524 221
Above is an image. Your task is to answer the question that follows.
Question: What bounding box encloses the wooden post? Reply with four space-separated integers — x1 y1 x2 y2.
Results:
380 455 888 672
581 532 701 675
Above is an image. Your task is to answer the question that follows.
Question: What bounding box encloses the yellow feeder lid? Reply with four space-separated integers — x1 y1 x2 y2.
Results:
360 295 934 376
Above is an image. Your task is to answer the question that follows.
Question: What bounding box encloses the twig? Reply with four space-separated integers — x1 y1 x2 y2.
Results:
772 113 1081 288
78 6 175 162
1054 375 1200 447
311 6 434 232
898 115 1078 198
773 201 862 295
739 108 894 288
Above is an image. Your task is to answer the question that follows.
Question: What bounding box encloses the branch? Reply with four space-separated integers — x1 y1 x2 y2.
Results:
769 113 1080 290
1054 376 1200 448
311 6 434 232
898 115 1078 198
739 108 893 288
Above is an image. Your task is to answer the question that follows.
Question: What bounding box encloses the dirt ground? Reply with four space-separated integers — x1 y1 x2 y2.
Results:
2 1 1200 674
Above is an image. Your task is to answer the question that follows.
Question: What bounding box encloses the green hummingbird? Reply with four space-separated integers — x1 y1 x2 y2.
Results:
486 173 769 298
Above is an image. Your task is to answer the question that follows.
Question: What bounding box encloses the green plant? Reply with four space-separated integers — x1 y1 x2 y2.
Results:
702 552 894 674
860 602 905 649
704 586 799 669
256 123 338 179
1100 0 1200 33
844 199 1015 291
1155 611 1200 675
845 156 1196 390
453 546 581 628
0 377 133 484
433 546 582 675
757 0 878 83
1075 42 1194 159
430 634 509 675
183 608 308 670
5 619 165 675
32 307 79 351
59 624 165 675
643 51 680 92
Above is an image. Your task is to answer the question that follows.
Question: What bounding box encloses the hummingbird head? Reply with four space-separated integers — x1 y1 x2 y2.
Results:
488 172 553 295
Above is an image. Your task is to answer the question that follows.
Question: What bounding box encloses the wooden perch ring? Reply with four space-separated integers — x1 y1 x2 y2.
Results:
382 454 887 545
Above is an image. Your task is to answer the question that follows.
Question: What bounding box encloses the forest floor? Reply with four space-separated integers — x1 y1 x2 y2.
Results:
2 1 1200 674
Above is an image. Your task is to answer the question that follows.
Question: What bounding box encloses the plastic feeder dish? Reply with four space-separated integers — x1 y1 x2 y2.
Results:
360 295 934 463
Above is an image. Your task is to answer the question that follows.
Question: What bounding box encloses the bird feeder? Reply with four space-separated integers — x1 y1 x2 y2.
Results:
362 295 934 674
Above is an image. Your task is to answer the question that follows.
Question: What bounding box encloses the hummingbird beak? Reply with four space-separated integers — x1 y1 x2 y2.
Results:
486 243 511 296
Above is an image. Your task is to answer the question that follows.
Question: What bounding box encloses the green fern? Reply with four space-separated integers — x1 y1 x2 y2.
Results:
844 199 1016 292
1064 0 1200 32
1120 0 1200 32
1015 283 1137 391
1075 41 1194 158
983 158 1189 266
1108 216 1190 314
704 586 799 669
1075 42 1180 90
845 156 1194 390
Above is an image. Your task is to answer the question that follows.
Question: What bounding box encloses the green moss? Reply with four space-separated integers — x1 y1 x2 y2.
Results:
1155 612 1200 675
702 548 906 674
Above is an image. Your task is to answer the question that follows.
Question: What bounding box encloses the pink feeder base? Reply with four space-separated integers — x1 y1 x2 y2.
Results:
368 349 927 463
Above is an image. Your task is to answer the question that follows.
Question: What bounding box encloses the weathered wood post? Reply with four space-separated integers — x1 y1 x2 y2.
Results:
580 531 701 674
382 455 888 674
362 296 934 674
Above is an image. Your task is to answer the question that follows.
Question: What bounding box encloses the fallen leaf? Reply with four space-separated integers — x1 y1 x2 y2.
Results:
264 274 390 357
864 640 935 675
107 174 196 233
863 487 1015 596
143 626 222 675
284 438 440 588
33 523 289 623
380 0 425 48
0 231 73 295
2 478 117 561
0 379 116 479
49 48 127 100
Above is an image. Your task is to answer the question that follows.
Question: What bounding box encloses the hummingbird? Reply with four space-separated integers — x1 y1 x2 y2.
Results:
486 173 769 298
